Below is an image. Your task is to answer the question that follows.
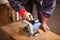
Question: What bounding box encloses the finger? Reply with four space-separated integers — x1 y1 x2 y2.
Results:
46 27 50 31
44 27 47 32
41 25 47 32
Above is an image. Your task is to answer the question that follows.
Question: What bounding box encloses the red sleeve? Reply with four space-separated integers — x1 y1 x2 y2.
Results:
42 13 49 18
19 8 27 17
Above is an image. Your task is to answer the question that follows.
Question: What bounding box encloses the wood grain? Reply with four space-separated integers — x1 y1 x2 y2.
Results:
1 22 60 40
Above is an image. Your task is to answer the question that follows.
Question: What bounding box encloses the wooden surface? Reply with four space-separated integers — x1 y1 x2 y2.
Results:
1 22 60 40
0 3 16 23
0 4 10 26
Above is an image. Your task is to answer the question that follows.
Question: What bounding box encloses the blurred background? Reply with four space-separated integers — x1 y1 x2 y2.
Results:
0 0 60 40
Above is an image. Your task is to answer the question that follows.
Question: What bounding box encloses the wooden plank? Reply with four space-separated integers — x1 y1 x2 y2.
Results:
0 4 9 26
6 3 16 22
1 22 60 40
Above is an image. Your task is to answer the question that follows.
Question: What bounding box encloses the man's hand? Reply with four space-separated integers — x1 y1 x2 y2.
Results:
41 23 50 32
41 14 50 32
22 12 31 21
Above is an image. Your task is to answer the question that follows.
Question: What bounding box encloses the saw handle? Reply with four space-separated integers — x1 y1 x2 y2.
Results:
29 15 35 24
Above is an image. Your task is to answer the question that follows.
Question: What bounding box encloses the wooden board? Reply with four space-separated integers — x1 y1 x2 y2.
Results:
0 4 9 26
1 22 60 40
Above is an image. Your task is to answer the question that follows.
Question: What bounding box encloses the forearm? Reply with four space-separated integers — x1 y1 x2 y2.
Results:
42 15 48 24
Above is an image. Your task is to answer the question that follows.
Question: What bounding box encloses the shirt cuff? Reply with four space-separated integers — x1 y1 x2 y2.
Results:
42 13 49 18
19 8 26 17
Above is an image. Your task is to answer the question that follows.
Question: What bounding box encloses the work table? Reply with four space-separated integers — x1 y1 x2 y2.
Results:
1 22 60 40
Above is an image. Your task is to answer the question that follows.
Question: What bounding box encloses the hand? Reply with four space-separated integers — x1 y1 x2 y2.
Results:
22 12 31 21
41 14 50 32
41 23 50 32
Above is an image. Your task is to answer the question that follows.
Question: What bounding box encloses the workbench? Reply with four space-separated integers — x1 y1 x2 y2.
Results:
0 3 11 26
1 22 60 40
0 2 16 24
